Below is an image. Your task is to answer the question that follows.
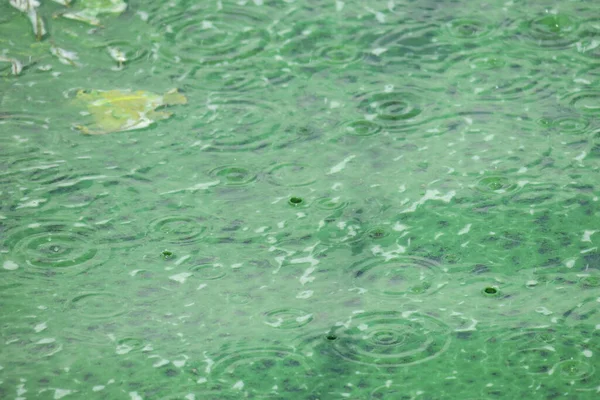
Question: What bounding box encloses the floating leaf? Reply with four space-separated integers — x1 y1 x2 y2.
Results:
72 88 187 135
50 46 81 66
0 56 24 76
61 0 127 26
9 0 47 40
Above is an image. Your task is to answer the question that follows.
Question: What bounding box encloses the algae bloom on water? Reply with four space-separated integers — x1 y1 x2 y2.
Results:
73 88 187 135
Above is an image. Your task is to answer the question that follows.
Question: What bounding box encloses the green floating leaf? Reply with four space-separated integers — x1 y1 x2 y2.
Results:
61 0 127 26
73 88 187 135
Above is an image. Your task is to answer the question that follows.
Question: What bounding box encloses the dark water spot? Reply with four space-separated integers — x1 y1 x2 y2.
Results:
221 220 243 232
583 252 600 268
456 331 473 340
472 264 489 274
289 196 303 206
483 286 498 295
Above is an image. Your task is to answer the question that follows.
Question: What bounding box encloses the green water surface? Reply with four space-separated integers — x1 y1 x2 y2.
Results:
1 0 599 399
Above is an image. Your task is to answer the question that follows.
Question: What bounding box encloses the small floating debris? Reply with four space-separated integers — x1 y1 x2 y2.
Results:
107 46 126 68
50 46 81 66
0 56 23 76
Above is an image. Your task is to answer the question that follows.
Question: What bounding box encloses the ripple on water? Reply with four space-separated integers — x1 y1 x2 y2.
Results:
0 112 49 133
539 113 592 137
458 53 553 102
367 22 450 71
1 154 72 189
506 181 562 212
495 325 597 390
265 162 318 187
95 40 150 67
189 261 227 281
263 308 313 329
2 221 108 276
275 123 324 149
0 127 43 159
316 217 364 246
189 62 295 92
349 256 447 297
151 1 270 66
209 346 316 397
314 196 349 211
474 176 521 195
516 13 581 50
563 90 600 116
497 328 562 375
194 97 282 152
114 337 144 355
148 215 212 245
91 216 147 248
464 51 508 70
209 165 257 186
339 119 383 138
354 88 437 135
455 274 515 299
65 292 127 320
3 325 64 362
275 19 364 69
324 311 451 367
444 16 496 40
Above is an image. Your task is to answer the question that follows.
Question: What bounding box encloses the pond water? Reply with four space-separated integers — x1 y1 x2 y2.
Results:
1 0 599 399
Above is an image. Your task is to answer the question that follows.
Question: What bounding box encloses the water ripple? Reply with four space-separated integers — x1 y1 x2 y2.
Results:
209 165 257 186
563 90 600 116
2 221 109 276
514 13 581 50
183 61 295 92
349 256 447 297
492 325 598 391
148 215 212 245
354 88 433 134
322 311 451 367
265 162 318 187
444 16 496 40
151 1 271 66
193 96 282 152
65 292 127 320
209 345 316 397
339 119 383 137
474 176 521 195
275 19 365 69
367 22 451 71
447 51 554 102
263 308 313 330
